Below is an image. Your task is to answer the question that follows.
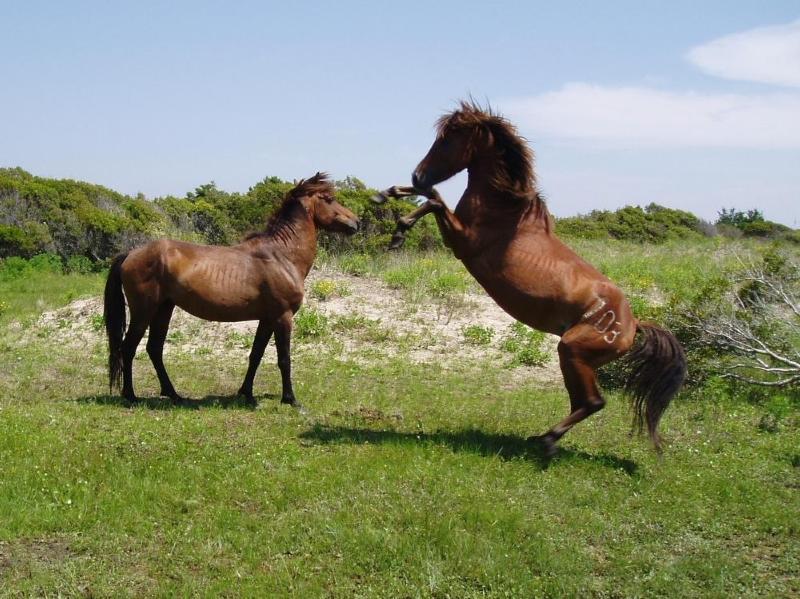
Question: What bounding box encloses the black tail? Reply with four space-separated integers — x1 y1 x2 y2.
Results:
624 322 687 452
104 253 128 393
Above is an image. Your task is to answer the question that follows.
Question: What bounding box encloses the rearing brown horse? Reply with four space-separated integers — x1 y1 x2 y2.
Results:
374 102 686 455
104 173 359 407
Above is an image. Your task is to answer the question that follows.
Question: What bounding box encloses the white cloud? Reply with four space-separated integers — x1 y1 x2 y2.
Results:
503 83 800 149
687 20 800 88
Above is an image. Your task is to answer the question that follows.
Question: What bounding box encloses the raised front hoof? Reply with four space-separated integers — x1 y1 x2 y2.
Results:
388 232 407 250
527 434 559 458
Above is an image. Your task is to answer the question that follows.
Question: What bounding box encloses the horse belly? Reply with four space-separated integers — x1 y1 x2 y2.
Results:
464 253 585 335
167 260 268 322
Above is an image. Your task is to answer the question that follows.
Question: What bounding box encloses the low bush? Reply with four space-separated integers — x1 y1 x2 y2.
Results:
557 203 705 243
462 325 494 346
500 322 551 367
294 308 330 340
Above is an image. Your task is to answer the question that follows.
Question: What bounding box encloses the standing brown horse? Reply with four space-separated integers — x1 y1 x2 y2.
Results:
374 102 686 455
104 173 359 407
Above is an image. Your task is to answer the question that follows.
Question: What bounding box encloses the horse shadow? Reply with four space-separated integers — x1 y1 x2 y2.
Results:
299 425 639 475
74 393 279 411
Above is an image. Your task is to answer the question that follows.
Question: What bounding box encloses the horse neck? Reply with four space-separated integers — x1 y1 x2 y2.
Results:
455 161 552 236
461 163 525 219
251 209 319 275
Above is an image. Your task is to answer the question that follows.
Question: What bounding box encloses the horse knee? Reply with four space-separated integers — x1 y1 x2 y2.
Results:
122 339 138 361
145 338 160 356
587 396 606 414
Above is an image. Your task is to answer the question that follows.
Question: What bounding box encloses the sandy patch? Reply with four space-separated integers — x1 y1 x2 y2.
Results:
31 266 563 385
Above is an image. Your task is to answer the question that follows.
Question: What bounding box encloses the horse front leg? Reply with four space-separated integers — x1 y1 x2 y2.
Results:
238 319 274 407
373 186 432 249
374 186 473 255
390 201 439 249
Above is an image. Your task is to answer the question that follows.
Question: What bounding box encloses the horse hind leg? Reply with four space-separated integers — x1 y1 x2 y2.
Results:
146 301 180 402
120 312 151 405
530 338 607 457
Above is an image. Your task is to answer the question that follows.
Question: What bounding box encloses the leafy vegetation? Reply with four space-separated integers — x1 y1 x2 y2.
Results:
717 208 793 239
0 169 442 261
557 202 797 244
293 307 330 340
462 324 494 346
500 322 551 367
556 203 706 243
4 169 795 269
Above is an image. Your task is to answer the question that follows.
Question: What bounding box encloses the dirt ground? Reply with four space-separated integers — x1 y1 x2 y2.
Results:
33 266 564 385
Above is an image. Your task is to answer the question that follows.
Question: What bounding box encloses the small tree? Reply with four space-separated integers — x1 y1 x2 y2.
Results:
686 249 800 388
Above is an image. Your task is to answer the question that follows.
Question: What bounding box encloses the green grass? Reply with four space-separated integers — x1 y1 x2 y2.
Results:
0 269 104 327
0 251 798 596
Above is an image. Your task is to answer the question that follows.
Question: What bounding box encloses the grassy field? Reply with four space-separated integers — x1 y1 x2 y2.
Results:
0 245 798 597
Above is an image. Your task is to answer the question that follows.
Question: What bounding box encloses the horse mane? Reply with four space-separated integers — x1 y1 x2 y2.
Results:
436 101 550 228
245 172 334 244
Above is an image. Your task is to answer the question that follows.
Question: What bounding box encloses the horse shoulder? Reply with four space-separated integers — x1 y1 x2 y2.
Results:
248 252 305 313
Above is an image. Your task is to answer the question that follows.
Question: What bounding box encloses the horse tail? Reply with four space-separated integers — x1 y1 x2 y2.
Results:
104 253 128 393
623 322 687 452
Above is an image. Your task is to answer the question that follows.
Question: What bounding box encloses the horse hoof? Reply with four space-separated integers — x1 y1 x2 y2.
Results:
371 192 388 204
388 235 406 250
163 391 182 402
527 434 558 458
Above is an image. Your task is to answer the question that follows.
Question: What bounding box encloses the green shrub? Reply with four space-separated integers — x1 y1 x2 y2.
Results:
311 279 338 301
28 253 63 273
338 253 371 276
65 255 94 274
294 308 330 340
500 322 550 367
462 325 494 346
383 263 424 290
427 271 469 298
557 203 705 243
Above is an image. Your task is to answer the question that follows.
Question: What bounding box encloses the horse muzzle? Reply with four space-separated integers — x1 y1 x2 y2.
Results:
411 170 427 190
340 217 360 234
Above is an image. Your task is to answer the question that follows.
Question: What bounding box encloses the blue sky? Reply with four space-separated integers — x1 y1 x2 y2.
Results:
2 1 799 225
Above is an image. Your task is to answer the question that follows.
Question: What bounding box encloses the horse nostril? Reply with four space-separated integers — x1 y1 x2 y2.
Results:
412 171 422 188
